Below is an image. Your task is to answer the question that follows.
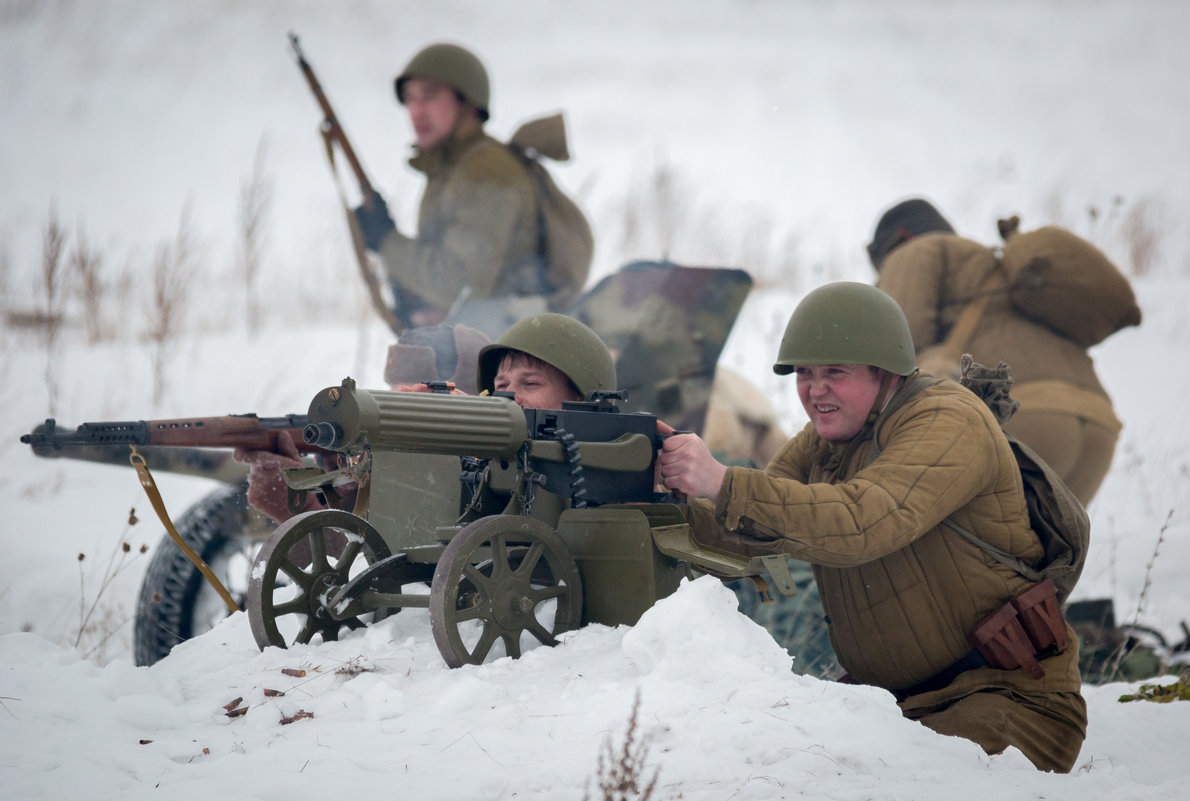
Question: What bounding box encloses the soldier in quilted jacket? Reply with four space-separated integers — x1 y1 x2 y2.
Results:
659 282 1086 772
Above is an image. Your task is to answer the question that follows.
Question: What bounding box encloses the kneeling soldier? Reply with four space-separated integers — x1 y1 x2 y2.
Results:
658 282 1086 773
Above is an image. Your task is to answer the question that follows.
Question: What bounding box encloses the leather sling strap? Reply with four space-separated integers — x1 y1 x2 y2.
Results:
130 446 240 613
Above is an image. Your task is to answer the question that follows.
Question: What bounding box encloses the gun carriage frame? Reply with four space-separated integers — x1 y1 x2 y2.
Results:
21 263 777 666
244 378 779 668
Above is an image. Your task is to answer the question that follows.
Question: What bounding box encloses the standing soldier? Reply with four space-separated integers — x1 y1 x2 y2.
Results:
353 42 591 330
867 198 1140 506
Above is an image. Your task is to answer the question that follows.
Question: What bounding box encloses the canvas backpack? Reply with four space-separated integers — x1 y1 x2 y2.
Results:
997 217 1141 348
872 357 1090 605
506 114 593 311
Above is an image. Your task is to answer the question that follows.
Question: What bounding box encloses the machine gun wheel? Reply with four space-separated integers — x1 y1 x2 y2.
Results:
429 515 582 668
248 509 393 650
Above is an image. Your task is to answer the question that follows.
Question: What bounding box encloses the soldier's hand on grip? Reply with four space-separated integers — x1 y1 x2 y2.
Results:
657 422 728 500
353 191 396 251
233 431 319 524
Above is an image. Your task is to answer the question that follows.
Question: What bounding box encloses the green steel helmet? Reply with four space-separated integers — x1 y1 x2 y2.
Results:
394 43 490 121
773 282 917 376
867 198 955 270
477 313 617 399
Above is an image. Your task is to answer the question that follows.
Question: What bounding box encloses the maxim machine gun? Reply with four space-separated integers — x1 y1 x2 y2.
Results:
20 262 758 666
248 378 798 668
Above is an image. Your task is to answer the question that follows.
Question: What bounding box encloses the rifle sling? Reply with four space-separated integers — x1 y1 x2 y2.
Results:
129 446 241 614
320 127 407 335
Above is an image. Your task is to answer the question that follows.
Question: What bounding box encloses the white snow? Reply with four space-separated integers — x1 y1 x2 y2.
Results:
2 1 1188 799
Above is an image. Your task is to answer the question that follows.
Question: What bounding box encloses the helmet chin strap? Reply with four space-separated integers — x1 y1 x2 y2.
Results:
863 371 899 429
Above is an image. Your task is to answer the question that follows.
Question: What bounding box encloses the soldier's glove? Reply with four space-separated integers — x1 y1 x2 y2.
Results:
233 431 320 524
352 192 396 251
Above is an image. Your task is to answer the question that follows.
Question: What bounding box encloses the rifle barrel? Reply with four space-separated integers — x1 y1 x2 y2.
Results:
21 415 319 454
288 31 375 202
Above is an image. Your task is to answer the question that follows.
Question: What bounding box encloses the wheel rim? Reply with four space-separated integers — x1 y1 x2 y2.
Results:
190 535 259 637
429 515 582 668
247 509 392 650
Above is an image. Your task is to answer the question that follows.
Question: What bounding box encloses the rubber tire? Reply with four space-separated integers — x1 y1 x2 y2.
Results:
132 482 268 666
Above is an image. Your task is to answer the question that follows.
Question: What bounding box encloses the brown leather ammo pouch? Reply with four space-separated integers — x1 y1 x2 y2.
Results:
969 578 1068 680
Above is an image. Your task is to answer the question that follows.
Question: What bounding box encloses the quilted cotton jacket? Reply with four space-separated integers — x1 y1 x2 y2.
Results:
683 376 1082 699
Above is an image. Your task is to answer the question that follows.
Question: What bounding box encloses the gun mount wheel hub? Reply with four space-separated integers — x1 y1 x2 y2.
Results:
429 515 582 668
248 509 393 650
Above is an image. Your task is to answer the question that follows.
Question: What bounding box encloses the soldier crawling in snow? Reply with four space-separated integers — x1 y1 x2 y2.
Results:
866 198 1141 506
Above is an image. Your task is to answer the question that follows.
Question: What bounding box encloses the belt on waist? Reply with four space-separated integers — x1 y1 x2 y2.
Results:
893 650 988 703
1011 380 1122 434
893 578 1069 702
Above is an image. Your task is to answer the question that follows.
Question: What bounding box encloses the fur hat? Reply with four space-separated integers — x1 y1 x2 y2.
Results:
867 198 955 269
384 324 491 394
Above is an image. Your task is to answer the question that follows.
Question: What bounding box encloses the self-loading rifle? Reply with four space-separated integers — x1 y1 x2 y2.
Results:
22 414 321 456
22 413 332 615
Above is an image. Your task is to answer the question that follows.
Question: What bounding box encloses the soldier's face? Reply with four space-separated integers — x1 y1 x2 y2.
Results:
493 353 581 410
402 78 463 150
795 364 885 442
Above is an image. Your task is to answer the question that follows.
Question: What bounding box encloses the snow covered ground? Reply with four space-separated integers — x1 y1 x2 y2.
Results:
2 1 1189 799
3 576 1187 801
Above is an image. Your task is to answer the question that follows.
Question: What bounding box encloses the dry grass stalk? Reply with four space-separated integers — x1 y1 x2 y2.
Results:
1120 196 1161 278
145 204 198 407
607 159 812 288
1106 508 1174 682
71 227 108 344
648 160 685 260
238 136 273 334
586 690 659 801
73 514 150 661
40 207 69 415
612 157 689 263
0 246 10 313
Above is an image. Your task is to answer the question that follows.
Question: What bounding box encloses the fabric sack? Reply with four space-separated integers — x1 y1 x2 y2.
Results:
1000 225 1141 347
507 113 593 310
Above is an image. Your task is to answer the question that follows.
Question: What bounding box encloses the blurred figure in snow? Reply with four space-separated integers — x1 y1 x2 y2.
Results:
867 197 1139 505
352 43 590 330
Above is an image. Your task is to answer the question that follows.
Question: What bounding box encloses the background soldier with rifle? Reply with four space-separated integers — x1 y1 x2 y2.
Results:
293 36 591 335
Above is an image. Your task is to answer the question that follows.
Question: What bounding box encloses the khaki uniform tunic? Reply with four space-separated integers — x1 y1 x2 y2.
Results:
877 234 1121 504
378 127 544 313
684 378 1086 772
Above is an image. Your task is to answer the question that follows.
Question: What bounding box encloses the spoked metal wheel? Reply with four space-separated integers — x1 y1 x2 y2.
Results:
429 515 583 668
248 509 393 650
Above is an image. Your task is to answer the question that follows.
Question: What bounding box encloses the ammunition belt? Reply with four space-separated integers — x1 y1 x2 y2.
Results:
894 578 1068 702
